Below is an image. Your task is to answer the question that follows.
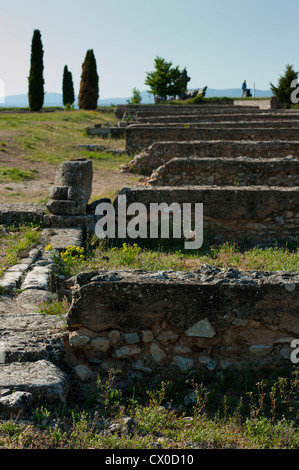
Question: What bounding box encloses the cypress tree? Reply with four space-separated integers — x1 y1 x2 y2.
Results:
28 29 44 111
62 65 75 107
78 49 99 110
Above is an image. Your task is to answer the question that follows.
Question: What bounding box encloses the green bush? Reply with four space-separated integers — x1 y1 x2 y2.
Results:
189 93 204 104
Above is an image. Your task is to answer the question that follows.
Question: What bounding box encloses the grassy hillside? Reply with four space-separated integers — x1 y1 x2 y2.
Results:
0 107 136 203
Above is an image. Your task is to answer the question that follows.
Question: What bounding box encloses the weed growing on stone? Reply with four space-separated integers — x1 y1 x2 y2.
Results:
0 224 41 276
46 243 85 277
76 237 299 276
36 294 70 316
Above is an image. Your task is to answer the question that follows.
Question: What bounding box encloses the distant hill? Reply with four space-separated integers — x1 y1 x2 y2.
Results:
0 92 64 108
0 88 272 108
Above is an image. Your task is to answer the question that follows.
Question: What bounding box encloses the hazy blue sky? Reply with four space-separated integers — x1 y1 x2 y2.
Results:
1 0 298 98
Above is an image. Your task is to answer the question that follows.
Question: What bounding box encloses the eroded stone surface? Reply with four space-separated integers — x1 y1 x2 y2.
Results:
0 391 33 418
46 159 93 215
65 267 298 375
0 312 65 363
22 266 52 290
0 360 69 403
41 228 84 251
0 203 46 225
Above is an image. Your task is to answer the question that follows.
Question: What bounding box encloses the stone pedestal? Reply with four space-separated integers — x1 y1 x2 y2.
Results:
46 159 93 216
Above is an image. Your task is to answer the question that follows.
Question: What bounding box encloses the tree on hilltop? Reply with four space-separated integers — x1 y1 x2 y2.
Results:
78 49 99 110
145 57 186 101
28 29 44 112
127 87 142 104
62 65 75 108
270 64 298 107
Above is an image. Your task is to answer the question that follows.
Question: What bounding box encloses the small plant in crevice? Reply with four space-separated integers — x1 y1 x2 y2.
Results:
45 243 85 277
36 294 71 317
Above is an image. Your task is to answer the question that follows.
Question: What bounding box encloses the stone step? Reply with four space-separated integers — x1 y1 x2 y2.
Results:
40 227 84 250
0 307 65 363
0 227 78 411
118 104 263 119
0 290 68 409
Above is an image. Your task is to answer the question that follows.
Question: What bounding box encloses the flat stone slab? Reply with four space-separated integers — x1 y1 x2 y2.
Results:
76 144 105 151
0 360 69 404
0 203 46 225
0 248 41 291
0 266 29 290
21 265 52 290
41 227 84 250
0 312 65 363
66 268 299 334
14 289 57 313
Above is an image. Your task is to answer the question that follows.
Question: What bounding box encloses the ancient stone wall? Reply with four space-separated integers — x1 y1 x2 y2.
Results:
115 103 263 120
148 156 299 187
121 140 299 174
125 125 299 152
65 268 299 377
115 186 299 245
136 112 299 124
0 203 46 225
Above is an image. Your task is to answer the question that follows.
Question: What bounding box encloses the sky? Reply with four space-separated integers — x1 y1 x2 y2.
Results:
1 0 299 99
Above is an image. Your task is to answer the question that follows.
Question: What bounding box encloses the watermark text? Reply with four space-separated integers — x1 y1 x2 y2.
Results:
291 79 299 104
95 195 203 249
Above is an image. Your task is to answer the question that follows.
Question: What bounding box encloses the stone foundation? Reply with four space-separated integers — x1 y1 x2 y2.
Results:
114 186 299 245
126 125 299 152
136 113 299 124
115 104 262 120
65 268 299 377
233 98 283 109
0 203 46 225
121 140 299 174
148 156 299 187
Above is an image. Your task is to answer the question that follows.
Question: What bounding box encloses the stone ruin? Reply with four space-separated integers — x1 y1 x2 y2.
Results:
0 99 299 411
46 159 93 216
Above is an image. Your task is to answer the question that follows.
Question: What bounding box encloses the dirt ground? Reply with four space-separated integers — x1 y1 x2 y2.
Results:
0 144 139 204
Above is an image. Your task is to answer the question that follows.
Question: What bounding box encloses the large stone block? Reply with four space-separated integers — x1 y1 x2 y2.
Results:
66 269 299 335
46 159 93 215
65 268 299 375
